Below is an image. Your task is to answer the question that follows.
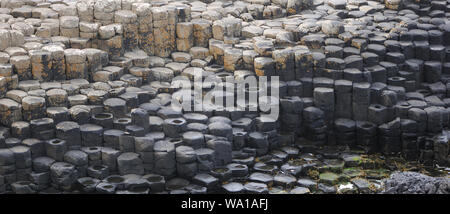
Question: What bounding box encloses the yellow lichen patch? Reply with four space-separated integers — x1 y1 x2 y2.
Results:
368 183 378 193
307 169 319 180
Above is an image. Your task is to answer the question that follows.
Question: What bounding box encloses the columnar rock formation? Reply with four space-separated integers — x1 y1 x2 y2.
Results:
0 0 449 194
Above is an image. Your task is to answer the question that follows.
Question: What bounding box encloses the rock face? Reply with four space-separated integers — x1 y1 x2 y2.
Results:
383 172 450 194
321 20 344 36
0 0 449 194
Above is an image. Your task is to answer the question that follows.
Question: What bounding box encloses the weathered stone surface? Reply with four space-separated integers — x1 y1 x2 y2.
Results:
0 0 448 195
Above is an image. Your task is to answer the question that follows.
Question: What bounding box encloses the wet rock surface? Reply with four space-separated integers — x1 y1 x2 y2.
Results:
0 0 449 194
